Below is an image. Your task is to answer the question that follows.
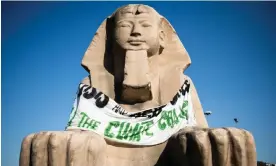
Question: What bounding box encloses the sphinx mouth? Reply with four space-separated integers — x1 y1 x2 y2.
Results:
123 83 151 89
127 39 145 45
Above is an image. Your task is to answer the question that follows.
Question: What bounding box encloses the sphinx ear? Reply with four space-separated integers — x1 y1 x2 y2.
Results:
159 30 166 49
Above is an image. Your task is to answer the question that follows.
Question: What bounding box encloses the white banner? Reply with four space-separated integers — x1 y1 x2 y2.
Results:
66 79 197 145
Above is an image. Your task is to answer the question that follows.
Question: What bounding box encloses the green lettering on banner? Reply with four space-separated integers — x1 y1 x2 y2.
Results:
78 112 101 130
128 123 141 142
141 120 154 136
104 121 120 138
166 110 174 128
179 101 189 120
158 108 182 130
116 122 128 140
158 111 167 130
172 109 179 125
78 112 88 127
82 118 99 130
113 121 154 142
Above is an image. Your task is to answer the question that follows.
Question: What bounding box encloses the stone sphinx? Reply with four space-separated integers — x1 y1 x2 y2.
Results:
20 4 257 166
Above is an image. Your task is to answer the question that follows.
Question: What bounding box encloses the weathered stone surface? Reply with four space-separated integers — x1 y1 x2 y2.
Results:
20 131 106 166
20 128 256 166
19 4 256 166
156 127 257 166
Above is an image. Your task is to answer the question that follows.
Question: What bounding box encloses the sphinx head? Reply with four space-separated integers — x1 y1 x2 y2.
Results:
81 4 191 106
112 4 165 56
108 5 167 104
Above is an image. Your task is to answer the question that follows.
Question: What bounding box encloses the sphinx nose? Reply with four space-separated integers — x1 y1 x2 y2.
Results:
130 25 141 37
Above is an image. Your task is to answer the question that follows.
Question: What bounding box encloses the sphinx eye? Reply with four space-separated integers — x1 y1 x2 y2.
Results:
120 23 131 28
142 23 152 27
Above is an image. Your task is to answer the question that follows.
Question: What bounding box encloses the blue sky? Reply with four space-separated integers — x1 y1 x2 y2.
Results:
2 1 276 165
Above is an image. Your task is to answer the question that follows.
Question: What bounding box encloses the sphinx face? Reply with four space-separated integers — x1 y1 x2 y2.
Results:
113 5 163 56
111 5 166 104
81 4 191 108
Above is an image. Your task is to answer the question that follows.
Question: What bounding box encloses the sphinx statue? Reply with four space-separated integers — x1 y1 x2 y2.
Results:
20 4 257 166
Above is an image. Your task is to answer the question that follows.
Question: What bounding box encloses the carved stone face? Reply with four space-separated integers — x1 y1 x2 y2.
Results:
113 5 165 56
81 4 192 108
